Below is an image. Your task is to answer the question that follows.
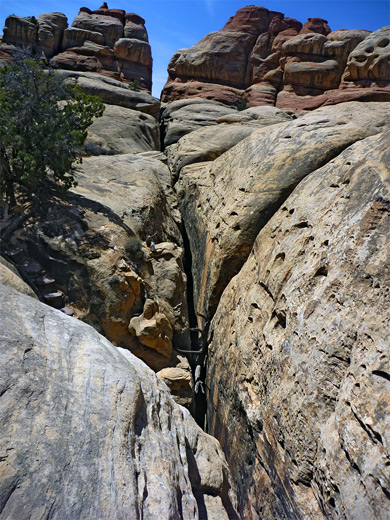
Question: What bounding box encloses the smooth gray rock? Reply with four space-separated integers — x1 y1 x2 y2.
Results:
85 104 160 155
166 106 292 180
161 98 237 147
0 257 37 299
0 284 239 520
57 70 160 118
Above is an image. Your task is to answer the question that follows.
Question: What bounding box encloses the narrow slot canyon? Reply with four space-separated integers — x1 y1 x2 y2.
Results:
1 4 390 520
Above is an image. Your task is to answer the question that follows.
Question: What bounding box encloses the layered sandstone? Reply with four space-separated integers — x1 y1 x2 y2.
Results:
2 12 68 58
1 4 153 90
161 6 390 112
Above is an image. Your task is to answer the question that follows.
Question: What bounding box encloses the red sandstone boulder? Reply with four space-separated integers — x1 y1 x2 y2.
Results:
124 13 148 42
300 17 331 35
221 5 271 34
160 80 242 106
2 12 68 58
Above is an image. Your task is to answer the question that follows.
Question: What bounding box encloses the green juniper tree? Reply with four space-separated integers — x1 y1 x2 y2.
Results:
0 51 104 207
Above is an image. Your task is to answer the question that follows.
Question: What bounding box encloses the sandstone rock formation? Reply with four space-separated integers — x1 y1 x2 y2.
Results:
1 5 390 518
2 12 68 58
206 128 390 519
0 257 38 299
166 105 291 180
58 70 160 117
177 102 390 320
54 6 152 90
161 6 390 112
342 25 390 89
84 103 160 155
1 5 153 91
161 98 238 147
5 153 191 381
0 284 239 519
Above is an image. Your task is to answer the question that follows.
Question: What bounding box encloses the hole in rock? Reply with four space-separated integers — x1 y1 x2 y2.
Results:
294 221 310 229
274 252 286 264
354 56 367 63
314 265 328 277
372 370 390 383
377 38 389 47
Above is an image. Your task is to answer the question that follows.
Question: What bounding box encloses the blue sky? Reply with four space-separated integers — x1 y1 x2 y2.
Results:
1 1 389 97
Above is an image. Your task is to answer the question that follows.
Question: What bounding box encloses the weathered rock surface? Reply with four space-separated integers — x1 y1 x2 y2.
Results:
70 8 124 47
58 70 160 117
206 128 390 519
124 13 148 41
74 154 179 241
342 25 390 87
3 153 192 403
177 102 390 320
162 6 390 112
2 12 68 58
275 28 386 112
0 284 239 519
53 6 153 89
166 106 292 180
85 103 160 155
300 17 331 35
0 257 37 299
161 98 238 147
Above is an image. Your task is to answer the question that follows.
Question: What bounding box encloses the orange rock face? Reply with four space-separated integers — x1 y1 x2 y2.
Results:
161 6 390 112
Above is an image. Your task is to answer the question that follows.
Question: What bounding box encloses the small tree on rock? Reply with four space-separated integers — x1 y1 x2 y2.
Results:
0 51 104 207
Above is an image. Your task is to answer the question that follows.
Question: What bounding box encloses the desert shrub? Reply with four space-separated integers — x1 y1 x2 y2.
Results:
0 50 105 205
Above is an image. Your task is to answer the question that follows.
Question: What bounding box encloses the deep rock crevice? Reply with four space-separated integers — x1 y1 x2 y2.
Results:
1 6 390 520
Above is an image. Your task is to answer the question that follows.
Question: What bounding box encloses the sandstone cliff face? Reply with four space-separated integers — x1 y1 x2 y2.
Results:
176 102 390 320
161 6 390 112
2 6 153 90
0 9 190 405
206 129 390 519
1 5 390 519
0 284 239 519
2 13 68 58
